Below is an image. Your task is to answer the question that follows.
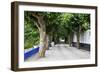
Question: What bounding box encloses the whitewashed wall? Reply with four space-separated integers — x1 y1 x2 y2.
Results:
73 30 90 44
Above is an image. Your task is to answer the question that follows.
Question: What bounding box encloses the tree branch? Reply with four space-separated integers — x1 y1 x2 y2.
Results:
34 21 40 31
32 13 39 19
32 13 41 30
32 13 45 31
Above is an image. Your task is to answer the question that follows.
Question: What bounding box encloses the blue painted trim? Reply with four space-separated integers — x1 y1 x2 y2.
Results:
24 47 39 60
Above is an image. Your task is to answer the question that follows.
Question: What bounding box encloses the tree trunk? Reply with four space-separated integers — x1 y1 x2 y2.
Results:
65 37 67 43
38 18 47 57
49 35 53 47
54 34 57 44
57 36 59 43
46 34 49 50
68 34 71 47
39 30 47 57
52 34 55 45
76 25 81 49
76 32 80 49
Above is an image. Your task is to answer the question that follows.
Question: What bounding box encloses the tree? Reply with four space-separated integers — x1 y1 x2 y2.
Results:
24 12 62 57
24 12 39 49
25 11 48 57
61 13 73 46
31 12 48 57
69 13 90 49
45 12 62 45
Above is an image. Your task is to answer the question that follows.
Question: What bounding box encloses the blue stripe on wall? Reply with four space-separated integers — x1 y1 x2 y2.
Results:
24 47 39 60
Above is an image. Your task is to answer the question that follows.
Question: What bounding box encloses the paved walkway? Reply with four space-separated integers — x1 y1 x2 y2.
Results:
25 44 90 62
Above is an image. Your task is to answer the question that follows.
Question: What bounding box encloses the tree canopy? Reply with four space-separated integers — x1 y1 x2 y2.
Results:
24 11 90 50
